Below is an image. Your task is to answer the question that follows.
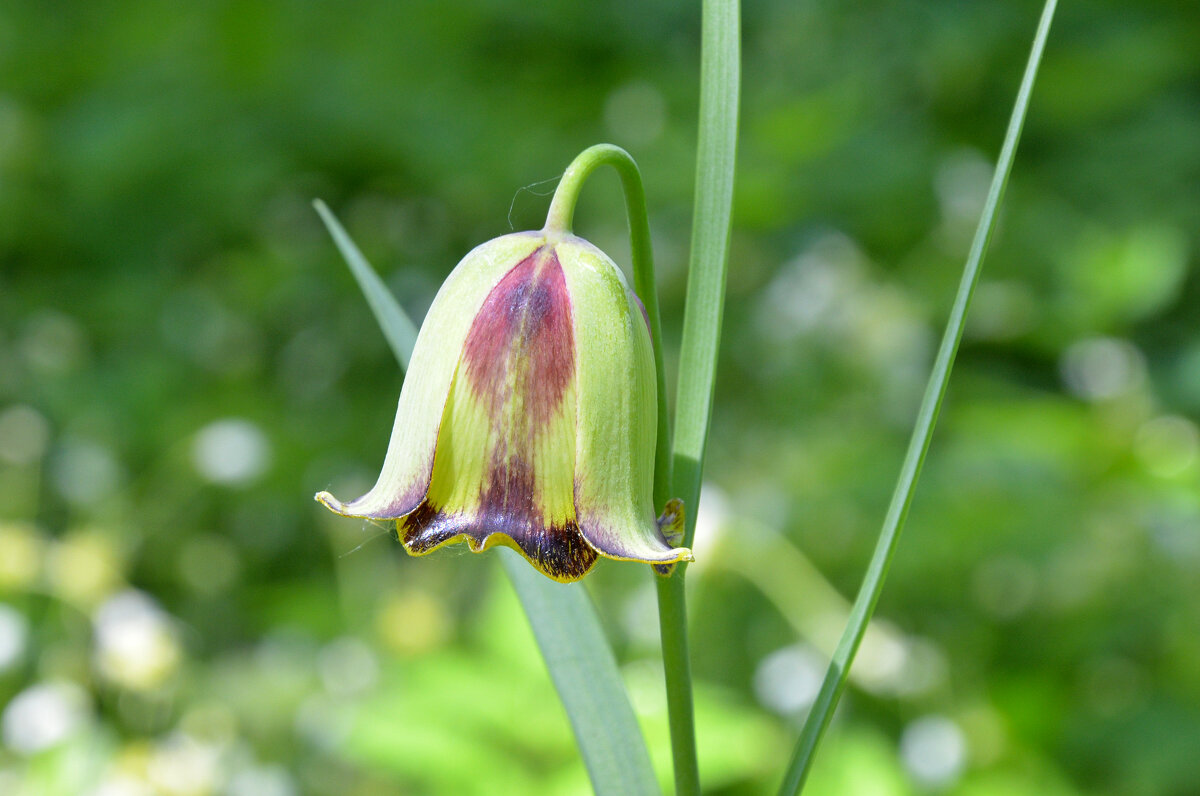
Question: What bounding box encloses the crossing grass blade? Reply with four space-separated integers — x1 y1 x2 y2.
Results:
656 1 741 792
776 1 1059 792
317 201 660 795
314 199 419 371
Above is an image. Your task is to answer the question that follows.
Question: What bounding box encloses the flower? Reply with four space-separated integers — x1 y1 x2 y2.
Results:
317 230 692 581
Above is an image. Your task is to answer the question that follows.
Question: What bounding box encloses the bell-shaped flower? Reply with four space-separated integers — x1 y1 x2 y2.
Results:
317 231 692 581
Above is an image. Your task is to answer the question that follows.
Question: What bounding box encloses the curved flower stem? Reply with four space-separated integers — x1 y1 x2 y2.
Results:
545 144 673 509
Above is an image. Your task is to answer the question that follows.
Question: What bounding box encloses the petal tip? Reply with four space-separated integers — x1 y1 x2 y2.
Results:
315 490 347 515
652 547 693 577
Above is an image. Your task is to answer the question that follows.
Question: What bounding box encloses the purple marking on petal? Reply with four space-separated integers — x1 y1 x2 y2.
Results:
335 450 435 519
630 291 652 337
462 249 575 431
400 464 598 581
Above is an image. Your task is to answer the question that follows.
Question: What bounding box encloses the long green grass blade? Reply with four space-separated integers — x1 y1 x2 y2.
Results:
314 199 419 371
776 2 1058 792
656 0 741 793
672 0 740 550
317 202 659 795
500 550 659 795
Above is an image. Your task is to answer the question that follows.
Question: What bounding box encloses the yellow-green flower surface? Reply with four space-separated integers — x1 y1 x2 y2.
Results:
317 231 692 581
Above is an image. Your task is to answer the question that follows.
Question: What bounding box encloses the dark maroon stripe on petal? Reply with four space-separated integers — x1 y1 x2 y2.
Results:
400 454 598 580
400 498 598 581
461 249 575 430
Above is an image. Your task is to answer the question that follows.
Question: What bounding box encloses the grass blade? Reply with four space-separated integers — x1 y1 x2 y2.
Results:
317 202 659 795
776 2 1058 792
657 0 741 793
672 0 741 551
500 550 660 795
314 199 418 371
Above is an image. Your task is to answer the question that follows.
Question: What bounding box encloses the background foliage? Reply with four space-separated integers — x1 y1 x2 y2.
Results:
1 0 1198 793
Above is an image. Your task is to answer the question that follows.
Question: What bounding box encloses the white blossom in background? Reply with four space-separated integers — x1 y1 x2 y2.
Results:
758 233 865 342
753 643 826 718
0 404 51 465
1060 337 1146 401
192 418 271 486
934 149 991 229
93 590 182 691
226 764 297 796
89 775 155 796
2 681 91 754
51 439 121 505
900 714 967 789
317 637 379 698
851 617 910 693
146 732 224 796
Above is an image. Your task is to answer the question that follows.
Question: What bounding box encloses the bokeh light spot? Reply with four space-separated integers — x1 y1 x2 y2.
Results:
93 591 182 691
753 644 825 718
899 715 967 789
0 523 42 591
1 681 90 755
191 419 271 486
1060 337 1146 401
0 603 29 672
51 439 121 505
0 404 51 465
1134 415 1198 478
317 637 379 698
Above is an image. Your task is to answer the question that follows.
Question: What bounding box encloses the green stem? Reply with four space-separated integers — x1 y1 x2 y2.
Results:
776 2 1057 793
658 1 741 794
544 144 673 508
655 567 698 794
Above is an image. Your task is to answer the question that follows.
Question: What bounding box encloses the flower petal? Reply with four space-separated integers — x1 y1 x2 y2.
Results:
316 232 544 519
558 238 693 566
398 246 598 581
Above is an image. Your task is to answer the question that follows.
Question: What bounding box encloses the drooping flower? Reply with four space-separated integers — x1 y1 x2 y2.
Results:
317 230 692 581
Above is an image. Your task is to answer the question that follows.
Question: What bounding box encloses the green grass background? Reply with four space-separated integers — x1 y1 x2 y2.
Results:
1 1 1198 793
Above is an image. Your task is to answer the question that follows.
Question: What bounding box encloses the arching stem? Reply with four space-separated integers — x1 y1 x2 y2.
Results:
545 144 673 510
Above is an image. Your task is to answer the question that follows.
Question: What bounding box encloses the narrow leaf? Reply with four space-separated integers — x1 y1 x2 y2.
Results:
316 202 659 795
672 0 741 550
777 1 1059 793
314 199 418 371
657 0 741 793
501 550 659 795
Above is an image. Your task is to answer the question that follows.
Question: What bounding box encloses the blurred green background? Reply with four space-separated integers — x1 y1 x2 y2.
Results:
2 0 1198 793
